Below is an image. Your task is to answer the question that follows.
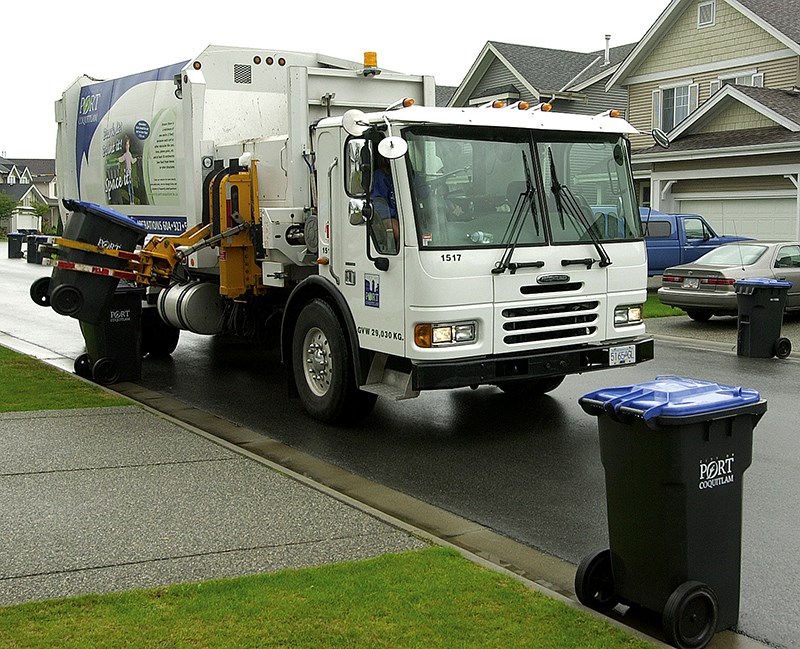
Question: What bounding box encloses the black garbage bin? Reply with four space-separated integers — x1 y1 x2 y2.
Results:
7 232 25 259
576 376 767 649
49 199 146 325
735 278 792 358
26 234 48 265
74 282 144 385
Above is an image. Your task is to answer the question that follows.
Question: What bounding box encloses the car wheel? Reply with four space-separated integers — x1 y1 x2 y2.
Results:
685 309 712 322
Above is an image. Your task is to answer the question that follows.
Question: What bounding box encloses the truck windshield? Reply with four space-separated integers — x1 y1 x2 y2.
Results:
405 127 641 250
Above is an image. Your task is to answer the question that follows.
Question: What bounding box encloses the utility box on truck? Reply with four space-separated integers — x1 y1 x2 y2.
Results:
50 45 654 419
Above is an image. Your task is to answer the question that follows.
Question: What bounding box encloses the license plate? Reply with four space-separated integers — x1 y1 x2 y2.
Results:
683 277 700 289
610 345 636 366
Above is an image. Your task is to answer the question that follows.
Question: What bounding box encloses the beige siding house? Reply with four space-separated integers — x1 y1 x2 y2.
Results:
609 0 800 240
449 39 634 117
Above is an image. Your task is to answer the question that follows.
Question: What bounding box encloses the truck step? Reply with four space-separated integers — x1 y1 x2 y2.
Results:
362 354 419 401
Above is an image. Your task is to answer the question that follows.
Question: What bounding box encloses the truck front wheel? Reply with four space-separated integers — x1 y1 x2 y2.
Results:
292 299 376 423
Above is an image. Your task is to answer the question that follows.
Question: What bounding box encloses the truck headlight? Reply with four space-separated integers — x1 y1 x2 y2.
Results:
414 321 477 348
615 305 643 326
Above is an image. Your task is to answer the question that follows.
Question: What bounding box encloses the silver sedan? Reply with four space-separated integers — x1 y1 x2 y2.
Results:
657 241 800 321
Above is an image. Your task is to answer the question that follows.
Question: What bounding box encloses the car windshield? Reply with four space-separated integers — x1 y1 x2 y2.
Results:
696 244 767 266
404 126 640 249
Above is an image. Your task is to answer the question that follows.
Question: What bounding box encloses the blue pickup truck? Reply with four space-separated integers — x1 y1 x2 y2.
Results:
639 209 750 276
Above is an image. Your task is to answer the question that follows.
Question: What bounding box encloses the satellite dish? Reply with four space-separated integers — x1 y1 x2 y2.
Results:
378 136 408 159
343 109 369 136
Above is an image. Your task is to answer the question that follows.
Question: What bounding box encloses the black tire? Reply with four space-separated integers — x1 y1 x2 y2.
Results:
497 375 565 396
92 357 120 385
775 337 792 359
50 284 83 317
685 309 712 322
74 353 93 379
292 299 376 423
662 581 718 649
141 308 180 357
30 277 52 307
574 549 619 612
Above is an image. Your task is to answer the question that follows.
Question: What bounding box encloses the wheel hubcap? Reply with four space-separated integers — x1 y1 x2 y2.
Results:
303 327 332 396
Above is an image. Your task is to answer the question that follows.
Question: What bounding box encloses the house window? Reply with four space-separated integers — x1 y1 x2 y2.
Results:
711 70 764 94
698 1 715 28
653 83 699 131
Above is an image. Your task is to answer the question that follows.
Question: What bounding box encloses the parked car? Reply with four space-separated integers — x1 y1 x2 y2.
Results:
639 208 751 276
658 241 800 321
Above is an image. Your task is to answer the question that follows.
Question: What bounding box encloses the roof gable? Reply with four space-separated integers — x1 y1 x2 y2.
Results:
450 39 636 107
670 84 800 138
608 0 800 90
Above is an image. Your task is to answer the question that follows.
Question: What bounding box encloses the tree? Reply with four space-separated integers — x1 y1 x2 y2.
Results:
32 201 50 219
0 193 18 221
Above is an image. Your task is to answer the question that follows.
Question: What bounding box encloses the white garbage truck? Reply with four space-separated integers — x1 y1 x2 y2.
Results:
51 45 653 422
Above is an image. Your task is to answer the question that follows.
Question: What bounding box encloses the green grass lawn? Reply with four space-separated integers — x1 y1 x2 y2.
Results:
0 548 655 649
0 349 656 649
644 292 685 318
0 345 129 411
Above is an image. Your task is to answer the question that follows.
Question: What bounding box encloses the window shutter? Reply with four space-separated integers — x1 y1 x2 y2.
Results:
689 83 700 112
652 89 662 129
753 73 764 87
709 80 720 95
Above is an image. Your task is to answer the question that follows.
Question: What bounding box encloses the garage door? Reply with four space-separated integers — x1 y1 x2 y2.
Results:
677 198 797 240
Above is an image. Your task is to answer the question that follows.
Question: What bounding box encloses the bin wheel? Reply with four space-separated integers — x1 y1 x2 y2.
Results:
92 358 120 385
50 285 84 317
74 353 93 379
775 337 792 359
575 549 619 612
662 581 719 649
30 277 52 307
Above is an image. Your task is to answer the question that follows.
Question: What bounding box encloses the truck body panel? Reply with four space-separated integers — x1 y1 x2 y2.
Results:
52 45 653 422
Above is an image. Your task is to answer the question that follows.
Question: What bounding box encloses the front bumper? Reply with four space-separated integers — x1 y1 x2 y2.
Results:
412 336 654 391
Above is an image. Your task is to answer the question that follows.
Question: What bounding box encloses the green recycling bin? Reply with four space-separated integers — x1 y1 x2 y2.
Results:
577 376 767 649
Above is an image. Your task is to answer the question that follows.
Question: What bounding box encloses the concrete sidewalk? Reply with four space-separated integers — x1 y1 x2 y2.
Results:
0 404 426 606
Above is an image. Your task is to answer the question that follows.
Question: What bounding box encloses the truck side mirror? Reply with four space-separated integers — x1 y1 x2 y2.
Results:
344 138 373 198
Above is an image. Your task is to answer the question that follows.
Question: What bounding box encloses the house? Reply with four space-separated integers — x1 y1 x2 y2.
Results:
609 0 800 240
0 157 58 232
448 38 636 116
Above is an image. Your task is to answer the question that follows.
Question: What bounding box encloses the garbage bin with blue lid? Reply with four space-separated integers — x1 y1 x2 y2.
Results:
735 278 792 359
6 232 25 259
576 376 767 649
48 199 146 325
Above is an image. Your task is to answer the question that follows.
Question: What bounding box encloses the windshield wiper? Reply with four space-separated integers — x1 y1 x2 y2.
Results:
492 152 544 275
548 147 612 269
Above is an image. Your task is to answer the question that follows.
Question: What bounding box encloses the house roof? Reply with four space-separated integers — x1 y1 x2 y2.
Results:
607 0 800 90
0 184 39 202
449 39 637 107
8 158 55 181
435 85 457 107
636 85 800 156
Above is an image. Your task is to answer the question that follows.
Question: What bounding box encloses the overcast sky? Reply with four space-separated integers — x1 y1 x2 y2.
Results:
2 1 668 159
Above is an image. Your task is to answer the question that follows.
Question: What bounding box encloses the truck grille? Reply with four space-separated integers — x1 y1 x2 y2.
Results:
501 301 599 345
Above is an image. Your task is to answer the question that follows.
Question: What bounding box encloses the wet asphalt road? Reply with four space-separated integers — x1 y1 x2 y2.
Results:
3 252 798 647
138 333 799 648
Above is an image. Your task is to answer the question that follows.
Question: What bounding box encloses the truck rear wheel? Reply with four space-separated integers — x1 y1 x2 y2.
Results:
141 308 180 358
292 299 376 423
